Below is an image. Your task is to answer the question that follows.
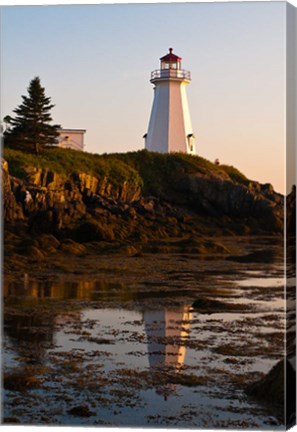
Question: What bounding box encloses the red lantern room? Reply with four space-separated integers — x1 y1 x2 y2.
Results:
150 48 190 82
160 48 182 70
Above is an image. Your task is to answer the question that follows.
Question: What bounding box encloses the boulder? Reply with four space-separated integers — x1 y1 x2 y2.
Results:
36 234 61 251
74 220 115 243
246 358 296 424
59 240 86 255
67 405 95 417
26 245 45 260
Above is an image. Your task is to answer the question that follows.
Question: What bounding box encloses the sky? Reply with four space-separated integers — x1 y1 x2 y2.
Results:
1 2 288 193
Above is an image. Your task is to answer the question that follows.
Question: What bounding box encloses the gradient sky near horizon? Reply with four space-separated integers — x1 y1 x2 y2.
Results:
1 2 286 193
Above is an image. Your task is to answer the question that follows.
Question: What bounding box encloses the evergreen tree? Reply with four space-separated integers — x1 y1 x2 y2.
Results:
4 77 60 154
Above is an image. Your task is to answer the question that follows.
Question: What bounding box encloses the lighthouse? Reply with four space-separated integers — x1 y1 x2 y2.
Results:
145 48 196 155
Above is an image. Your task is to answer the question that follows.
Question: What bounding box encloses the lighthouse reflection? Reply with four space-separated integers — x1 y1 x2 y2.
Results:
143 306 192 400
4 275 193 400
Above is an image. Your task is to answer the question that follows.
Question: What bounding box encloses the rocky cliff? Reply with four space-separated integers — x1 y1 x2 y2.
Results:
3 149 285 265
3 150 284 235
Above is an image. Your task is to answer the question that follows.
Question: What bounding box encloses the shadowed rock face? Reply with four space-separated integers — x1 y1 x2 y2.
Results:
175 174 283 231
2 156 284 238
246 359 296 426
2 159 24 222
287 185 296 236
3 161 141 234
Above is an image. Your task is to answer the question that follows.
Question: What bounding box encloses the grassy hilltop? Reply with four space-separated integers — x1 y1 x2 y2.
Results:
4 147 249 196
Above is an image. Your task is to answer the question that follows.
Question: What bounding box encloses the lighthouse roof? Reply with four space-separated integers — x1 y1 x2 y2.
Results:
160 48 181 62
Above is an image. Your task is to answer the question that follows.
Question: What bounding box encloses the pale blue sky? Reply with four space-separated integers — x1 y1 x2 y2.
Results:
1 2 286 192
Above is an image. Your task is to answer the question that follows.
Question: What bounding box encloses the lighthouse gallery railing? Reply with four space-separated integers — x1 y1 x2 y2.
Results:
151 69 191 81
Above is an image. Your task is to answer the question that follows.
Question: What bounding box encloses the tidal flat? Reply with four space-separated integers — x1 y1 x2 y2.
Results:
3 236 292 428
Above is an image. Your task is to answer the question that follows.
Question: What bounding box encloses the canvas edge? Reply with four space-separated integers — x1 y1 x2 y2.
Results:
286 1 297 430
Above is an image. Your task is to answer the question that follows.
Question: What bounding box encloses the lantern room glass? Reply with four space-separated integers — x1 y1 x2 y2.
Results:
161 60 181 70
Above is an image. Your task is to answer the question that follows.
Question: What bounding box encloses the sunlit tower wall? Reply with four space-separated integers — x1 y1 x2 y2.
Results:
145 48 196 155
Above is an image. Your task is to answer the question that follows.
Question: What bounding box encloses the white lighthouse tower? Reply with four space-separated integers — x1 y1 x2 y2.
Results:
145 48 196 155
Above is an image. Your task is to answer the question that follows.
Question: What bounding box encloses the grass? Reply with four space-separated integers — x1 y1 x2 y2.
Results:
111 150 250 195
3 146 250 195
3 147 143 188
219 164 249 185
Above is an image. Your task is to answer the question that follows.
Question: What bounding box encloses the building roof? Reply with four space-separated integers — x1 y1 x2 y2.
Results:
160 48 182 62
58 128 86 134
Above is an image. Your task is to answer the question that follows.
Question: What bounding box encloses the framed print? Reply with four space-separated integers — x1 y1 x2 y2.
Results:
1 1 296 429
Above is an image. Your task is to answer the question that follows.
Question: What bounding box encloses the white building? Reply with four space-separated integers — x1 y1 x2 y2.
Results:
57 129 86 151
145 48 196 155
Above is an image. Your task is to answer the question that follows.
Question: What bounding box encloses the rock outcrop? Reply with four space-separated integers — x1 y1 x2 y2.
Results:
3 162 142 234
287 185 296 236
174 174 283 231
246 358 296 425
2 152 284 241
2 159 24 221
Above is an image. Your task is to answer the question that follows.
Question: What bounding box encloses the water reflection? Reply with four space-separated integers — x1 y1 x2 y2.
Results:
4 305 63 365
143 307 192 399
4 278 193 399
4 274 131 302
3 242 288 428
5 311 55 345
